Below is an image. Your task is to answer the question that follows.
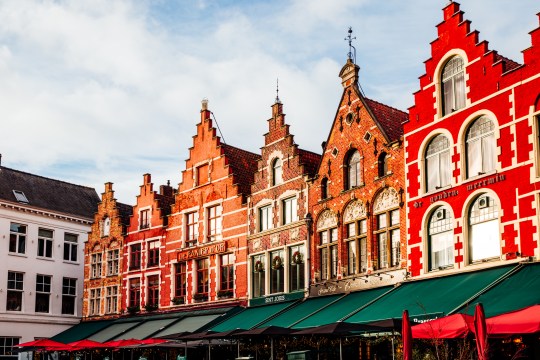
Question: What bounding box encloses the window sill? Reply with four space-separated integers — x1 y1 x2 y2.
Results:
423 184 453 197
63 260 79 265
374 172 393 182
37 257 54 262
8 252 27 258
340 185 365 195
462 170 498 184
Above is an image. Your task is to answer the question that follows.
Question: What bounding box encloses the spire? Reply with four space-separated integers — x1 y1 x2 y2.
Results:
275 78 281 104
345 27 357 64
339 27 360 88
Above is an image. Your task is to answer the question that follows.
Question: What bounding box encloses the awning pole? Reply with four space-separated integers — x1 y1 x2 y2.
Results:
339 338 343 360
237 340 240 358
271 338 274 360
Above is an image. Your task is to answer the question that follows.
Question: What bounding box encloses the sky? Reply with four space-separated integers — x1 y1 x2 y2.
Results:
0 0 538 204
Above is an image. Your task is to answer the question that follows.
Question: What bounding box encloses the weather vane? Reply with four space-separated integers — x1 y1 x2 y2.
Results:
345 27 357 64
275 78 281 104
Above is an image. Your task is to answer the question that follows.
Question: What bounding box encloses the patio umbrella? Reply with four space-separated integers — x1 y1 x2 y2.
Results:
102 338 141 348
412 313 474 339
137 338 168 345
474 303 488 360
65 339 108 350
16 338 66 350
402 310 412 360
485 304 540 334
235 326 296 360
365 318 402 332
177 330 216 340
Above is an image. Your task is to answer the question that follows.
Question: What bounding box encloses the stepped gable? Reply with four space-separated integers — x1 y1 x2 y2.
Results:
363 97 407 143
222 143 260 196
0 166 99 219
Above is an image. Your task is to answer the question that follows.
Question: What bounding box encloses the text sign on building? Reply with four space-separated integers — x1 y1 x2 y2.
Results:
177 242 227 261
249 291 305 307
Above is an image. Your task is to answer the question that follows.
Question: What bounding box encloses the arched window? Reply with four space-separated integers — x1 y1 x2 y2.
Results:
344 201 368 275
271 158 282 186
469 194 500 263
466 116 496 178
441 56 466 115
321 177 328 200
428 206 454 271
425 135 451 191
345 150 361 190
373 188 400 269
316 210 338 281
378 152 388 178
103 217 111 237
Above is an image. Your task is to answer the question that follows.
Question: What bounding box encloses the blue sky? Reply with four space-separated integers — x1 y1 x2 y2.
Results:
0 0 538 203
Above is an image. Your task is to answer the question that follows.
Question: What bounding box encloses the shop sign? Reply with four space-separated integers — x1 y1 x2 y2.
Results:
177 242 227 261
411 312 444 324
249 291 305 307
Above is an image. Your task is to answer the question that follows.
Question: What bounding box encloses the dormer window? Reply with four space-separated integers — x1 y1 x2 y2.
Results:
271 158 282 186
441 56 466 116
139 209 150 230
101 217 111 237
345 150 362 190
13 190 28 203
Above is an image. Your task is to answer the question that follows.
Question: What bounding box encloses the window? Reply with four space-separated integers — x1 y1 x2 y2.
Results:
289 245 305 292
207 205 222 242
13 190 28 203
345 150 362 189
37 228 53 258
91 253 103 278
101 217 111 237
428 206 454 271
441 56 465 115
220 254 234 292
6 272 23 312
185 211 199 246
466 116 496 178
321 177 329 200
89 288 101 315
259 205 272 232
197 259 209 295
426 135 451 191
9 223 26 254
35 275 51 313
105 286 118 314
61 278 76 315
271 158 282 186
252 254 265 298
319 228 338 280
0 337 20 359
147 240 160 267
128 278 140 308
282 197 298 225
469 195 500 263
174 262 187 298
147 275 159 308
270 249 284 294
378 152 388 178
107 249 119 276
63 233 78 262
347 219 368 274
375 209 400 269
139 209 150 229
129 244 141 270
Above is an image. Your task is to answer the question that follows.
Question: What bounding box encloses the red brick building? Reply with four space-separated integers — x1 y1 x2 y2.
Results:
84 182 132 319
247 99 320 305
163 100 259 308
308 58 408 296
405 2 540 277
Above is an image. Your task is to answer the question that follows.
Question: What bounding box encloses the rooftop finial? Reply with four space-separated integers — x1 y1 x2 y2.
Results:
345 27 357 63
275 78 281 104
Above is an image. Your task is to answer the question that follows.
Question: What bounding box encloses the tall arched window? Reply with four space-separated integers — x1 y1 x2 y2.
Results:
466 116 496 178
103 217 111 237
321 177 328 200
345 150 361 190
428 206 454 271
425 135 451 191
271 158 282 186
441 56 466 115
373 188 400 269
378 152 388 178
469 194 500 263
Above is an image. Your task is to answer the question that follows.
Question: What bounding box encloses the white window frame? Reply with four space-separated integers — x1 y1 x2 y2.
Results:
37 228 54 258
259 204 272 232
63 233 78 262
282 197 298 225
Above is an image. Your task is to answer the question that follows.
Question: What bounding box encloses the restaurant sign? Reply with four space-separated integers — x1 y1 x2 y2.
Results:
249 290 305 307
177 242 227 261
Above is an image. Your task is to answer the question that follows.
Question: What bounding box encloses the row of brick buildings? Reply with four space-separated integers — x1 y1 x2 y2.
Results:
81 1 540 328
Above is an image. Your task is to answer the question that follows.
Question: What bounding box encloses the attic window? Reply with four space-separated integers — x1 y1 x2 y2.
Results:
331 148 339 158
13 190 28 203
364 132 372 143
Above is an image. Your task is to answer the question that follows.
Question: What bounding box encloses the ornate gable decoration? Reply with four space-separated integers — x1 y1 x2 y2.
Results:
373 187 399 213
317 210 338 231
343 200 366 222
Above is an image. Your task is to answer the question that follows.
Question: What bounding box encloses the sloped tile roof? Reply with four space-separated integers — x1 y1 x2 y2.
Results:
364 98 407 142
116 202 133 226
222 144 261 196
0 166 99 219
297 148 322 178
494 53 521 73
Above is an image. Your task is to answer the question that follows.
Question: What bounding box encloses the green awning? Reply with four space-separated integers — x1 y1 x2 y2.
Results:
51 319 115 343
210 301 297 332
459 262 540 317
258 295 343 328
152 314 223 337
113 318 178 340
88 322 140 342
345 265 515 324
292 287 391 329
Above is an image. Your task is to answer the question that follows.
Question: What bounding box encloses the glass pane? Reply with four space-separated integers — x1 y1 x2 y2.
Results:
347 223 356 238
467 138 482 177
470 220 500 262
378 214 387 229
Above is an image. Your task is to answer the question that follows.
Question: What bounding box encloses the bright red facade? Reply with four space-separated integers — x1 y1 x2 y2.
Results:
405 3 540 277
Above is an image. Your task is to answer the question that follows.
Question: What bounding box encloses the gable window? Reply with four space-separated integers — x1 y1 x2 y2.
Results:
252 254 265 298
147 275 159 308
63 233 78 262
220 253 234 293
289 245 305 292
428 206 454 271
441 56 465 116
147 240 159 267
6 272 23 311
196 258 209 295
185 211 199 247
271 158 283 186
270 249 284 294
259 205 272 232
321 177 329 200
174 262 187 300
129 278 140 308
347 219 368 274
9 223 26 254
207 205 222 242
378 152 388 178
107 249 119 276
129 244 141 270
35 274 51 313
105 285 118 314
469 195 500 263
61 277 76 315
91 253 102 278
101 217 111 237
345 150 362 189
13 190 29 203
426 135 451 191
282 197 298 225
139 209 150 230
319 228 338 280
37 229 53 258
466 116 496 178
89 288 101 315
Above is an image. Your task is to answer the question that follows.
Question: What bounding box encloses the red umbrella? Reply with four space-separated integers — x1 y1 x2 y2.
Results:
138 338 168 345
16 338 65 349
474 303 488 360
412 313 474 339
102 338 141 348
486 305 540 334
64 339 108 351
402 310 413 360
